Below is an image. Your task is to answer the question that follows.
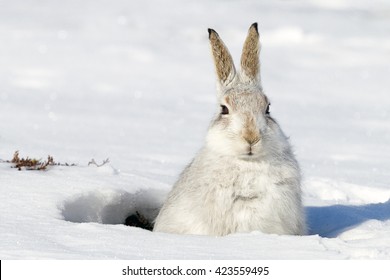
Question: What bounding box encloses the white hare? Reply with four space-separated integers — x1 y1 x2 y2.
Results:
153 23 306 236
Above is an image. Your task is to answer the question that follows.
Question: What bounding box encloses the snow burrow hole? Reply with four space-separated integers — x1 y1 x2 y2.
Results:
60 189 165 230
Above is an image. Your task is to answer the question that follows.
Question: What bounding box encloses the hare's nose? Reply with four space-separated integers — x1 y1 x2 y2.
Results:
242 113 260 145
242 129 260 145
246 136 260 146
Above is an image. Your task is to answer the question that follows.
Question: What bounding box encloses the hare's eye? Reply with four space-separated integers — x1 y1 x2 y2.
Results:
221 105 229 115
266 104 271 115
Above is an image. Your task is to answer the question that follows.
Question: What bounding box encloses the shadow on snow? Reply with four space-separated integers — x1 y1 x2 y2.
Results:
306 199 390 238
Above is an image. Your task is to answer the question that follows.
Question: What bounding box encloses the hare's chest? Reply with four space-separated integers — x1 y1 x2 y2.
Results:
213 165 274 209
233 171 269 198
207 168 276 235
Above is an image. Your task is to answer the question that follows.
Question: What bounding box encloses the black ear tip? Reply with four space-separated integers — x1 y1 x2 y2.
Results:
208 28 217 38
251 22 258 32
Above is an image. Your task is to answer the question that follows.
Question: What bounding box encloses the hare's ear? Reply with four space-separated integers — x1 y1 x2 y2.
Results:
240 23 260 84
208 28 237 88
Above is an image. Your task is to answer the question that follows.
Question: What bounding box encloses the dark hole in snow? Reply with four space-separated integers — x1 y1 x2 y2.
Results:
124 211 154 231
60 189 165 231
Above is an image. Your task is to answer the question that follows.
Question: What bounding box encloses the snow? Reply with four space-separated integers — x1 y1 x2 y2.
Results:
1 0 390 259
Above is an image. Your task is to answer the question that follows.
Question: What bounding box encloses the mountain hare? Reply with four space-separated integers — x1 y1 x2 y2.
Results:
153 23 306 236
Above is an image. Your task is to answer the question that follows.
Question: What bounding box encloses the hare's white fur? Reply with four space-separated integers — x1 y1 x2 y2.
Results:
153 23 306 236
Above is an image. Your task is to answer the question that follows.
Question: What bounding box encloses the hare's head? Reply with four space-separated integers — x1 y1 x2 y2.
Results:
206 23 285 160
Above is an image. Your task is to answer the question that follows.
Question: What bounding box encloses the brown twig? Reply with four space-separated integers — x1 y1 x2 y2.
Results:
9 151 54 171
5 151 76 171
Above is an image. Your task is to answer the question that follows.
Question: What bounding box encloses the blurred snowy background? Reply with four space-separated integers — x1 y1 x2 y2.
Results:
0 0 390 259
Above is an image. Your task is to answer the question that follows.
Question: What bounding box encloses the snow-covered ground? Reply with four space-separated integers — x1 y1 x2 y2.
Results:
1 0 390 259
